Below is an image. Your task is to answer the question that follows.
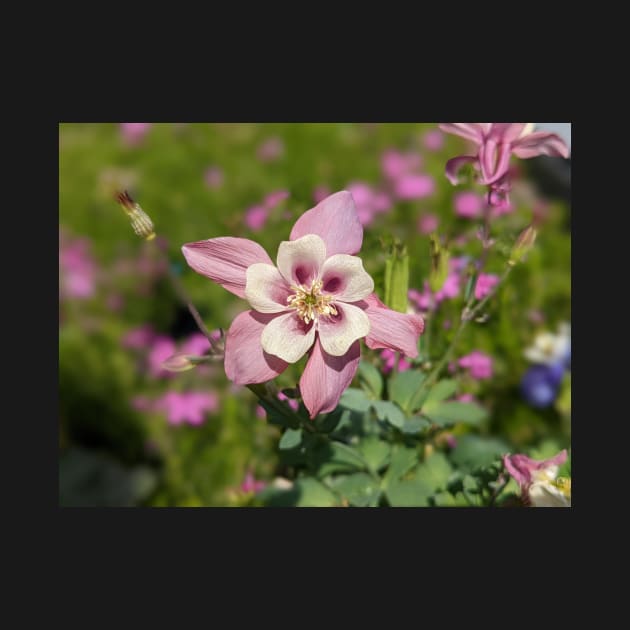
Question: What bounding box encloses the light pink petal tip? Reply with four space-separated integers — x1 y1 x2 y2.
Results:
300 339 361 419
512 132 570 159
362 294 424 357
439 123 487 143
445 155 477 185
290 191 363 256
224 310 289 384
182 237 273 299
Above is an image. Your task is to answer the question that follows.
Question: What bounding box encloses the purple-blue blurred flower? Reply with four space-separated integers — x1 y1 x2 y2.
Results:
520 363 565 408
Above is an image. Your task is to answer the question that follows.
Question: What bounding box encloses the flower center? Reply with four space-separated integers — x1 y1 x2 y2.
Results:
287 279 337 324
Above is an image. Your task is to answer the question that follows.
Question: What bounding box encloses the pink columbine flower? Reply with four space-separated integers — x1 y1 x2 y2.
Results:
458 351 493 380
120 123 152 146
380 349 411 374
422 129 444 151
503 450 570 507
182 191 424 418
241 469 267 493
454 191 484 219
257 137 284 162
474 273 500 300
155 391 219 426
204 166 224 189
439 123 569 205
418 213 439 234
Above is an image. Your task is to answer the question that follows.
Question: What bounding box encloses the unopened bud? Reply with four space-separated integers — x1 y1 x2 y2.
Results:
509 225 537 265
384 239 410 313
116 191 156 241
429 234 450 293
161 353 209 372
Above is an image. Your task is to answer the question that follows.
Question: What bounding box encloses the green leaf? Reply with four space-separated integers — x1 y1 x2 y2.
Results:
400 417 431 434
357 437 391 473
339 387 372 413
389 370 426 413
422 401 488 427
260 478 340 507
424 379 458 404
384 445 419 485
358 361 383 398
313 407 344 434
371 400 406 428
279 428 303 450
331 473 382 507
385 477 432 507
308 439 366 477
415 453 453 491
450 435 510 473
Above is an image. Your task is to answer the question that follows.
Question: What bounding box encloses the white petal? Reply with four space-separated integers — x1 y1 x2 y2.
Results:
318 302 370 357
260 311 316 363
529 482 570 508
245 263 291 313
519 123 536 138
319 254 374 302
276 234 327 286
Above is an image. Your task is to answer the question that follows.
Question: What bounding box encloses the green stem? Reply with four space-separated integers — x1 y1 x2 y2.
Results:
417 265 513 396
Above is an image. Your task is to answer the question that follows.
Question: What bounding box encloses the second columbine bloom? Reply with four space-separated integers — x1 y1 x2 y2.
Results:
182 191 424 418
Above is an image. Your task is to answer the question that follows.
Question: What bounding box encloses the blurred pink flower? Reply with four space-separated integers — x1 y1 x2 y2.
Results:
148 336 178 378
422 129 444 151
313 185 332 204
408 287 433 312
257 137 284 162
245 205 269 231
394 174 435 200
245 190 290 231
155 391 219 426
278 391 299 412
458 351 493 380
380 349 411 374
474 273 499 300
454 191 484 219
180 332 211 356
346 182 392 226
131 396 153 412
457 393 476 403
381 150 423 181
204 166 224 189
435 273 461 301
264 190 290 209
123 325 157 349
120 123 152 146
255 405 267 419
241 469 266 493
418 213 439 234
59 234 97 300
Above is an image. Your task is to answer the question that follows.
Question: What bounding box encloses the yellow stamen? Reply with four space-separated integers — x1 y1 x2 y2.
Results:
286 279 337 324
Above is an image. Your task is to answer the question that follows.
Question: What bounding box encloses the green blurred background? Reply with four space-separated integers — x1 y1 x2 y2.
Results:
59 123 570 506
